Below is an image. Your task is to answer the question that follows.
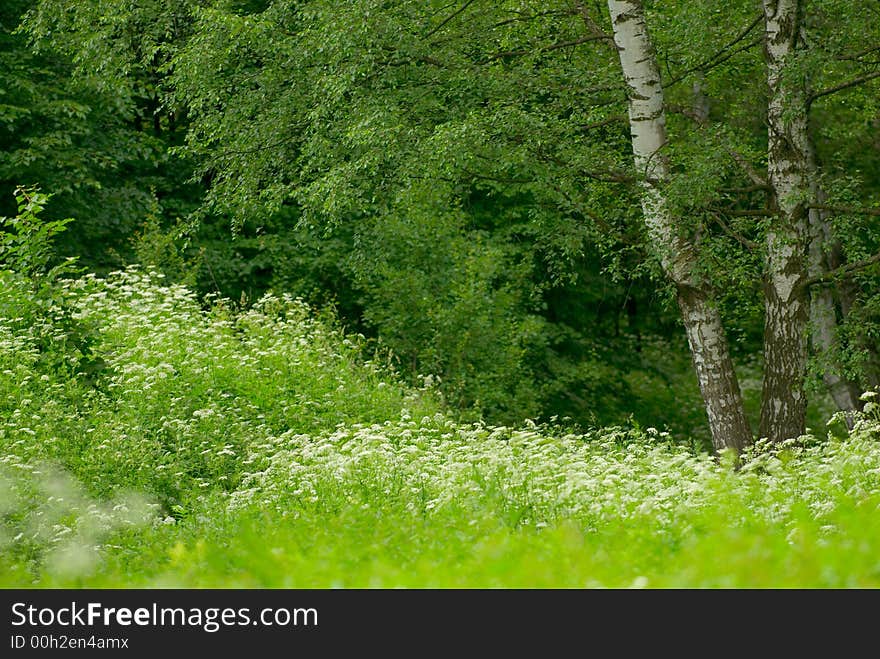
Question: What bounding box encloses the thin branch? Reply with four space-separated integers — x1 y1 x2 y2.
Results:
717 208 778 217
551 183 634 244
213 134 300 158
809 70 880 106
424 0 477 39
573 1 616 51
461 167 534 185
663 15 763 88
380 54 445 68
810 204 880 216
539 34 615 50
582 169 635 183
670 37 762 89
666 103 716 125
802 251 880 288
488 34 614 61
428 2 458 20
491 9 574 29
720 184 770 194
417 55 445 68
472 150 633 184
579 114 627 132
709 206 777 217
667 104 769 188
709 211 759 250
523 143 635 184
728 152 769 188
407 173 459 184
837 44 880 61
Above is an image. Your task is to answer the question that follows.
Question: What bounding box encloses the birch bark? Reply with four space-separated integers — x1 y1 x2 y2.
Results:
607 0 751 451
759 0 811 442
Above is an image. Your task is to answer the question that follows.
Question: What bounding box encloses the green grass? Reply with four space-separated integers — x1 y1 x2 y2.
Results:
2 267 880 587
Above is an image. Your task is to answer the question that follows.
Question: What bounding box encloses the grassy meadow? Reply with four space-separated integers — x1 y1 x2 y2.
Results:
2 268 879 588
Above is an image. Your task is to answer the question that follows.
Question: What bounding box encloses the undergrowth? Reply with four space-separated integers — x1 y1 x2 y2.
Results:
1 266 879 587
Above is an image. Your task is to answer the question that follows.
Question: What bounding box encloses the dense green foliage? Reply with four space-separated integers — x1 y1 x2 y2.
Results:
2 1 880 587
5 0 878 439
1 263 879 586
0 0 203 272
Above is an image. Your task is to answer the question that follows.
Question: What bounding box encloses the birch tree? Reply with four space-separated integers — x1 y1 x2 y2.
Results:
606 0 751 451
27 0 880 445
758 0 812 442
759 0 873 439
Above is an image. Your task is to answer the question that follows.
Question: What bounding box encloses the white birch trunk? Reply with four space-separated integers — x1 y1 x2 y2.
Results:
607 0 751 452
759 0 811 442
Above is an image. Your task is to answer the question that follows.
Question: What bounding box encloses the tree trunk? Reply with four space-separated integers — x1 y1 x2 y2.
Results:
607 0 751 452
759 0 811 442
678 285 752 452
807 198 862 419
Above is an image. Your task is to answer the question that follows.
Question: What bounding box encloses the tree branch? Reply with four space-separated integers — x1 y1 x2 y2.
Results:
491 9 574 29
667 105 769 188
579 114 627 132
380 54 445 68
550 183 635 244
837 44 880 62
461 167 534 185
573 1 616 50
709 211 759 250
213 134 300 158
720 184 770 194
728 151 769 188
663 15 763 88
809 70 880 106
717 208 778 217
424 0 477 39
489 34 614 61
581 169 635 183
524 146 635 183
802 251 880 289
810 204 880 216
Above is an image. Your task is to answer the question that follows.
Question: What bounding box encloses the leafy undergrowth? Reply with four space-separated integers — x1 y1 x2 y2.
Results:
2 268 880 587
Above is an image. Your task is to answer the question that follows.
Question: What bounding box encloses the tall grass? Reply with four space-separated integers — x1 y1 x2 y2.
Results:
1 267 879 587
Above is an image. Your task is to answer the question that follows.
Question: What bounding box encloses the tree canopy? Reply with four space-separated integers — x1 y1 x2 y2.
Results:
4 0 880 444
